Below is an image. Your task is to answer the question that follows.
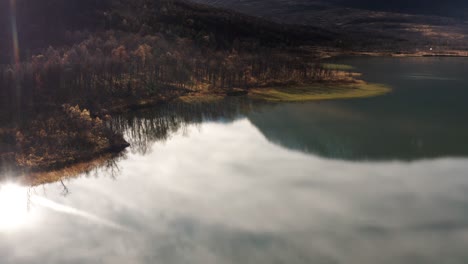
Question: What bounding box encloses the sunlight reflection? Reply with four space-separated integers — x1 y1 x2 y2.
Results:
0 181 128 232
0 183 29 231
32 195 130 231
9 0 20 66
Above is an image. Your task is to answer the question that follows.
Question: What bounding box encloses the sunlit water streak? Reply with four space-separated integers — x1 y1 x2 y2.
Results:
0 183 129 233
31 195 130 232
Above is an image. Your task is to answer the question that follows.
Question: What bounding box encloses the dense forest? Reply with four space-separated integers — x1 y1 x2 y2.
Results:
0 0 347 119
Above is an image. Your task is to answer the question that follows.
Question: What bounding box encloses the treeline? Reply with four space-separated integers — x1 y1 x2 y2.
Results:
0 0 340 121
0 31 340 119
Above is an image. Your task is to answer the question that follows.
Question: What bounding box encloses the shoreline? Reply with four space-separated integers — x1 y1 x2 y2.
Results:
319 49 468 59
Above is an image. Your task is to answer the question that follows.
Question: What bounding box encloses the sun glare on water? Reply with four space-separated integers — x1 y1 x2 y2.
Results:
0 183 30 231
0 181 128 232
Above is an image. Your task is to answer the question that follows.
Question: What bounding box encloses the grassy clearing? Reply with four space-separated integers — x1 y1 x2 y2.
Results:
249 81 390 102
322 63 355 71
177 94 225 103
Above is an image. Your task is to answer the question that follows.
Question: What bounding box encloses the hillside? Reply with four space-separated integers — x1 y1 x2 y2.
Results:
3 0 467 62
193 0 468 52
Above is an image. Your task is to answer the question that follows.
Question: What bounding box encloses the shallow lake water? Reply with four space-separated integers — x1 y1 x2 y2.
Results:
1 57 468 264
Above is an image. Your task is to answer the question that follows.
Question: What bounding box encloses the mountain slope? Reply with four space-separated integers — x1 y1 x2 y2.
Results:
193 0 468 52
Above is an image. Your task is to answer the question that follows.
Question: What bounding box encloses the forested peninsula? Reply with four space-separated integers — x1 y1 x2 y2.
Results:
0 0 389 176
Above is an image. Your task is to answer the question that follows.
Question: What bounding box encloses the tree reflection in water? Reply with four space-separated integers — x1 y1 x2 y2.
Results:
110 98 255 155
0 97 257 192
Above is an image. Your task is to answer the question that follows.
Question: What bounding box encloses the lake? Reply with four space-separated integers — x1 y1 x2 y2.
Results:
1 57 468 264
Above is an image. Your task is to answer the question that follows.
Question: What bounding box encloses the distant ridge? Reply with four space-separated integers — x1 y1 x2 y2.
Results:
333 0 468 18
194 0 468 19
192 0 468 52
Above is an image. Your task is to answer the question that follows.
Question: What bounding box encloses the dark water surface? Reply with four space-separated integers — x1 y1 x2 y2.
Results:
1 57 468 264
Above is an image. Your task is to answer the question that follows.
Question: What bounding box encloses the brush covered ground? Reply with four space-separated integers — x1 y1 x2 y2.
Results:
0 105 128 176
